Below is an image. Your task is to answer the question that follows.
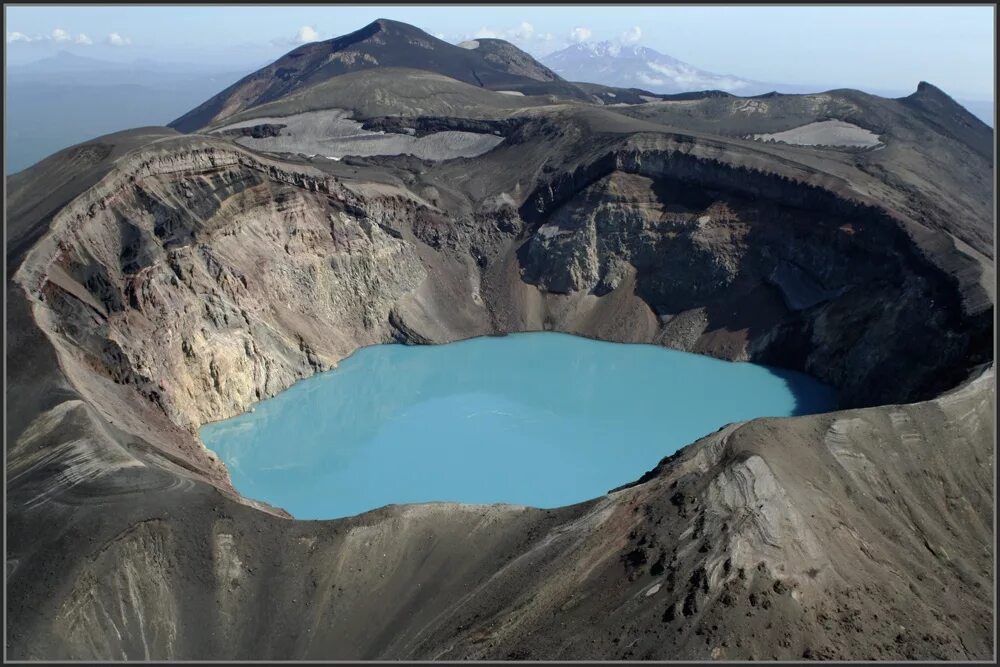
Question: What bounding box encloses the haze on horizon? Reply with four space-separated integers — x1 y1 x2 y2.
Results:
5 4 996 100
4 5 995 174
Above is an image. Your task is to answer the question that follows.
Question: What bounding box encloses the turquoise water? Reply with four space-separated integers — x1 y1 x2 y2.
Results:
200 332 837 519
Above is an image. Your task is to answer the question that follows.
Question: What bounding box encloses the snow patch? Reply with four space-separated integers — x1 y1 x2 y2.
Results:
214 110 505 161
753 120 882 148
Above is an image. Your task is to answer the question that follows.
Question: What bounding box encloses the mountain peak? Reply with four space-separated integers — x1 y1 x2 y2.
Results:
294 17 427 53
903 80 990 135
906 81 970 110
367 18 416 32
914 81 952 100
169 18 577 132
466 38 562 82
573 41 626 57
542 41 766 95
564 41 661 61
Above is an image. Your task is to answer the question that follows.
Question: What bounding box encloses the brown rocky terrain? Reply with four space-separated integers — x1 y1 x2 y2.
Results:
5 20 995 661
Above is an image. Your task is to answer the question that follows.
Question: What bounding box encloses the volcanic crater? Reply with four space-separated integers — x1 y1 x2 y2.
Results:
6 19 994 662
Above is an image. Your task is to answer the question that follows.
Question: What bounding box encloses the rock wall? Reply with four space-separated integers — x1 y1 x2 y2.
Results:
28 135 989 441
24 144 431 431
6 131 993 661
518 161 985 407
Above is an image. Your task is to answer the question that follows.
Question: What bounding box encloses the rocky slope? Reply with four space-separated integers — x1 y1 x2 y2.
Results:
460 38 563 83
168 19 596 133
6 23 995 661
8 365 993 661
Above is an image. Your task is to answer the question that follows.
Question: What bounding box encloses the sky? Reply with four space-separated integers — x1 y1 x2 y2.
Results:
5 4 996 100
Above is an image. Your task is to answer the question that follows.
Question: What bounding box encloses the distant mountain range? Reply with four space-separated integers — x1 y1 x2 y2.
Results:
541 41 779 96
4 28 992 174
541 41 993 124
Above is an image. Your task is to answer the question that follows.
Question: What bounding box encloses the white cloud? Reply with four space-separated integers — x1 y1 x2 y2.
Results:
7 28 96 45
464 21 555 53
295 26 320 44
647 62 681 78
106 32 132 46
636 72 665 87
510 21 534 41
569 27 592 43
620 26 642 45
271 25 323 46
433 32 445 40
474 26 501 39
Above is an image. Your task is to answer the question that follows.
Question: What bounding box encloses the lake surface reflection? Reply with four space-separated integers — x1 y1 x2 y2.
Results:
201 332 837 519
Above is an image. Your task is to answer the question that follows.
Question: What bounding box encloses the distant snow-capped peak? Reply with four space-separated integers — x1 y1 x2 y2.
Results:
563 41 668 62
542 41 769 95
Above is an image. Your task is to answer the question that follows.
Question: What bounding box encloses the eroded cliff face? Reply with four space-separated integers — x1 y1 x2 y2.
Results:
6 123 994 660
518 166 982 407
20 133 988 449
40 155 427 430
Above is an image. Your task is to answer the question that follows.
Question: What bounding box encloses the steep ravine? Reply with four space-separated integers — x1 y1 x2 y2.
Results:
6 134 994 660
